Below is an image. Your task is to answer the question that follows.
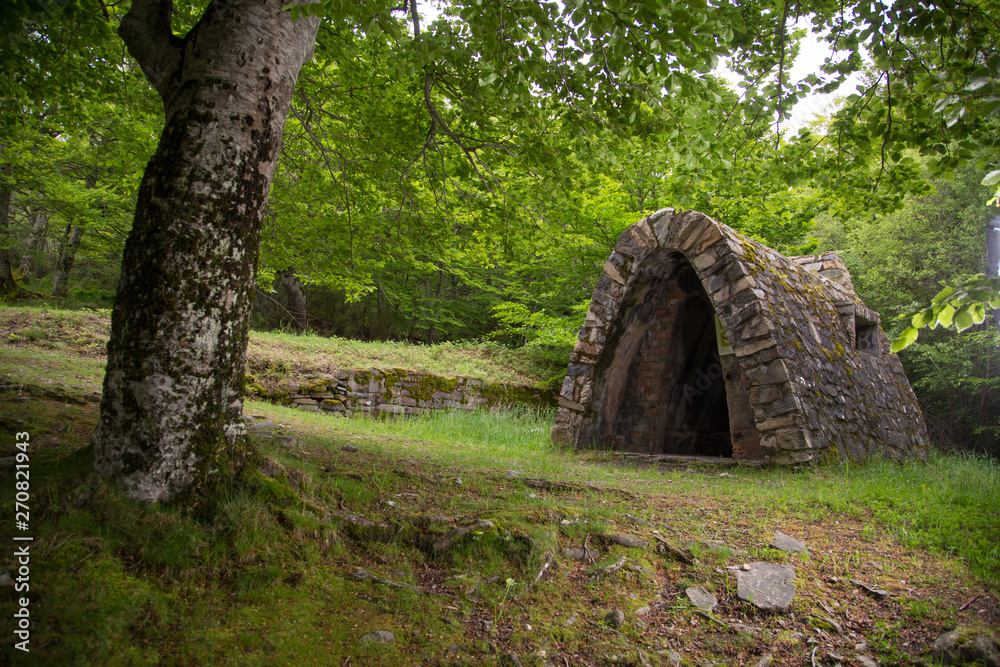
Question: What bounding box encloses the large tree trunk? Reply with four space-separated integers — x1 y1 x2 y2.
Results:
50 224 83 297
93 0 319 503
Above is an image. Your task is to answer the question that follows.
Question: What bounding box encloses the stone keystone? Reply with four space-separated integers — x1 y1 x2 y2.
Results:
735 562 796 612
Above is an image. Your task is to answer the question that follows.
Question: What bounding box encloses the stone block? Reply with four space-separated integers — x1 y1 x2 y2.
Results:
558 396 585 412
603 261 625 285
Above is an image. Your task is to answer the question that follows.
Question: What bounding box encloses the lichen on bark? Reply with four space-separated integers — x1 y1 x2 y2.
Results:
93 0 319 504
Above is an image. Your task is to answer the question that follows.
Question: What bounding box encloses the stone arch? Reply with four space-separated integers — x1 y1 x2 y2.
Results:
552 208 930 465
553 209 787 459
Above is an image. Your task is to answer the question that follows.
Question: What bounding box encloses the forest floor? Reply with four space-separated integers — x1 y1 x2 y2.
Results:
1 305 998 666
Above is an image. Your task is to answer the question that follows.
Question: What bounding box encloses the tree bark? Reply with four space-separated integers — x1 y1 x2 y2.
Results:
50 224 84 297
277 267 308 333
0 184 16 295
93 0 319 503
19 209 48 283
988 214 999 334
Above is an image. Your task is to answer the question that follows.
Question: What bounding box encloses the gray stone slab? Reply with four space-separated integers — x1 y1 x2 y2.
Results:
770 530 808 553
685 585 717 612
735 562 796 612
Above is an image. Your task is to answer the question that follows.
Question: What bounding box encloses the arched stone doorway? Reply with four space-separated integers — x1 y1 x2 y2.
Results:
581 250 751 457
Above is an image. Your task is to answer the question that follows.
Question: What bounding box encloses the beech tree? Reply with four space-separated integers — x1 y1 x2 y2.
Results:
92 0 320 502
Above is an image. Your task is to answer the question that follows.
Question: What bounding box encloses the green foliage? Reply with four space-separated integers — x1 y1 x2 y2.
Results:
892 276 1000 352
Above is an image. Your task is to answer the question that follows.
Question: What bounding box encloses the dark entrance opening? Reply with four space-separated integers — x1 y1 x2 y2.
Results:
589 251 733 457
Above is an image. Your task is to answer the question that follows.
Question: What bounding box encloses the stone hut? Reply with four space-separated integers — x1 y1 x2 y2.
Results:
551 208 929 464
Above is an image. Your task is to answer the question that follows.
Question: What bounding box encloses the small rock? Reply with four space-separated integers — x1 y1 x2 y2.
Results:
561 546 601 561
855 641 869 652
930 629 1000 667
248 420 278 430
856 657 879 667
659 650 681 666
635 606 651 616
606 534 646 549
686 585 718 612
770 530 808 553
275 436 299 449
505 470 523 479
340 444 359 452
755 655 773 667
359 630 395 644
564 613 578 627
0 572 13 586
605 609 625 629
735 562 796 612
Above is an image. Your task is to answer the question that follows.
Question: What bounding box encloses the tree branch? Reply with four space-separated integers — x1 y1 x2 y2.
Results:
118 0 183 100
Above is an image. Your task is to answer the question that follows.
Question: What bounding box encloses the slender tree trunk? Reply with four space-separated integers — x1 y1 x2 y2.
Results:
19 209 48 282
93 0 319 503
0 183 17 295
50 224 84 297
277 267 307 333
988 215 999 334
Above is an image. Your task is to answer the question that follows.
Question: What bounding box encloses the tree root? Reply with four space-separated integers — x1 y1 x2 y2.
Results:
353 567 456 598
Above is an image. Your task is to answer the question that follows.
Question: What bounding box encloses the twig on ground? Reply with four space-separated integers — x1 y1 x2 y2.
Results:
652 535 694 565
519 552 552 599
959 595 981 611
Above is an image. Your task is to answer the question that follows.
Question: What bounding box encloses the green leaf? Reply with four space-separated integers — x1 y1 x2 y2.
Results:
890 326 919 353
982 169 1000 187
936 304 956 328
954 306 975 332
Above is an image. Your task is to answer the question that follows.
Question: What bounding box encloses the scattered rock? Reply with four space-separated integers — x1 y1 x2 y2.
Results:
769 530 808 553
755 655 773 667
735 562 796 612
359 630 395 644
930 629 1000 667
275 435 299 449
635 606 651 616
248 420 278 430
663 651 681 666
731 622 759 636
849 579 890 601
564 613 578 627
605 609 626 629
340 444 359 452
0 572 13 586
856 657 879 667
685 585 718 612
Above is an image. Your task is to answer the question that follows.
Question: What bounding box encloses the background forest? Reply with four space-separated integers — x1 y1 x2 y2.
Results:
1 0 998 455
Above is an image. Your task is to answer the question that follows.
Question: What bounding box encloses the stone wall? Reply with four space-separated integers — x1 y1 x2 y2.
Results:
248 368 556 417
552 208 930 465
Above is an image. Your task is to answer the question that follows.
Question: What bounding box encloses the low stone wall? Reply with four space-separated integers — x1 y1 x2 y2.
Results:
247 368 556 417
